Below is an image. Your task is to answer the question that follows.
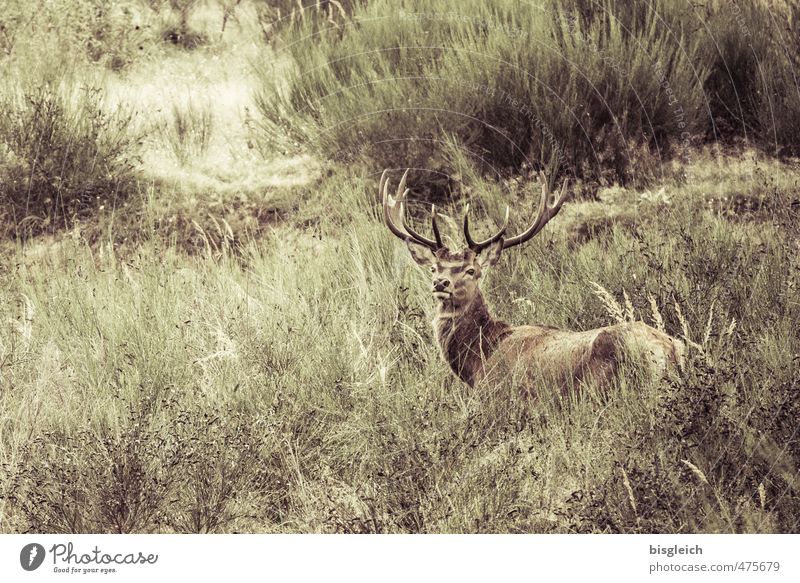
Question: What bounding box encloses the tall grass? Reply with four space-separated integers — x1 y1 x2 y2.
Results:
252 0 359 42
0 0 154 70
0 0 797 536
0 72 138 239
254 0 799 190
2 161 798 532
254 0 699 189
700 0 800 153
157 99 215 165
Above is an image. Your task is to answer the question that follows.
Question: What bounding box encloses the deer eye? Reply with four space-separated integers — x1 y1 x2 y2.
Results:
430 266 437 273
466 268 476 276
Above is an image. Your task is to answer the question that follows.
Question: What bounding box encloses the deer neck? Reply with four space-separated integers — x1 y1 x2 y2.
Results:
433 291 512 386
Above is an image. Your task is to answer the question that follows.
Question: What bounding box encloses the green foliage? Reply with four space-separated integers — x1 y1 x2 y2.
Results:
252 0 702 188
157 0 209 49
699 0 800 153
0 0 797 536
754 1 800 155
8 393 279 533
252 0 361 43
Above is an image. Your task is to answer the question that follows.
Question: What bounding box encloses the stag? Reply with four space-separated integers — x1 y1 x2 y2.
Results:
381 169 683 394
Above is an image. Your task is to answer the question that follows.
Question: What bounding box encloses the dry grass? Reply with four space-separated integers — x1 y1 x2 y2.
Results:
0 1 798 534
1 154 799 532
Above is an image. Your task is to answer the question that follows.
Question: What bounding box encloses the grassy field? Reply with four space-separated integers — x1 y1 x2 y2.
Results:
0 0 799 533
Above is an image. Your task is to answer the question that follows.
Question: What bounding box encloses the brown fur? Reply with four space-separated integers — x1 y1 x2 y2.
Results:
414 248 683 394
434 292 512 386
480 320 683 395
394 210 683 395
437 292 684 393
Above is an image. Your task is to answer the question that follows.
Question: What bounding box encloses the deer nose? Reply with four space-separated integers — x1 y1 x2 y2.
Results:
433 278 451 292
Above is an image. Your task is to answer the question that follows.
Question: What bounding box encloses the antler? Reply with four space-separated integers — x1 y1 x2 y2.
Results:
381 169 443 250
501 173 569 249
462 172 569 252
462 204 509 253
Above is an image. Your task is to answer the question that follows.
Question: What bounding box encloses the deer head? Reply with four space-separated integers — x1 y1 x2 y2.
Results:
381 169 570 311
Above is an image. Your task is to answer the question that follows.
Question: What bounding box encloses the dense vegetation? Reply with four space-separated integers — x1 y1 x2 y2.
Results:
255 0 800 190
0 1 798 533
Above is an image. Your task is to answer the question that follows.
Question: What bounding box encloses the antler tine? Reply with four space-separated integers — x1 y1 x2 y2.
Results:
431 205 443 248
533 176 570 229
381 169 441 250
502 174 570 249
379 168 389 198
550 177 570 212
463 204 477 248
397 168 409 199
382 171 410 241
400 195 439 248
463 204 510 252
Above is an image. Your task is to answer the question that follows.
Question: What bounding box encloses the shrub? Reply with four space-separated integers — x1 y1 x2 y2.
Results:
158 0 209 49
254 0 708 190
699 0 800 153
6 380 282 534
254 0 800 191
755 1 800 156
0 79 138 238
252 0 360 43
701 2 768 141
7 390 183 534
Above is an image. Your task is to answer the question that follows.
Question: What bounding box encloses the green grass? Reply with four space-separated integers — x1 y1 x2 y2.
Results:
1 156 798 533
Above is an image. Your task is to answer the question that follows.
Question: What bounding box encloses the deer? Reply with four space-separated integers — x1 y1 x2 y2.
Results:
381 169 684 396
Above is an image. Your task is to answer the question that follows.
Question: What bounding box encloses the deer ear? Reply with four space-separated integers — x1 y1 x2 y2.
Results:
477 239 504 268
406 240 436 267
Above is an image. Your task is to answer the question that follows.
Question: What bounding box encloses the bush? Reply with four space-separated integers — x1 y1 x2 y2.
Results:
252 0 361 43
254 0 800 191
701 2 768 141
157 0 208 49
701 1 800 153
0 79 138 238
254 0 707 190
755 1 800 156
8 393 279 533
